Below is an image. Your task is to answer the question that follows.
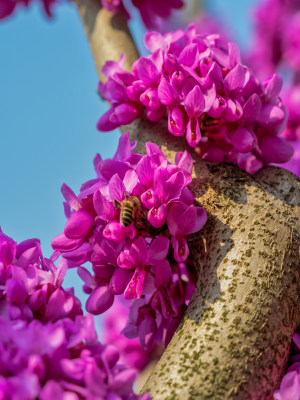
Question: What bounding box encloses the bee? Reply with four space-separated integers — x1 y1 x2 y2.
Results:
200 114 221 130
114 194 141 227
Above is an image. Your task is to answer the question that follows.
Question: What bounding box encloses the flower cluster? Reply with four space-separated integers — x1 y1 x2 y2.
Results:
51 132 207 349
0 315 150 400
282 85 300 142
278 140 300 177
274 333 300 400
102 299 162 371
276 86 300 177
0 231 149 400
97 26 293 174
101 0 183 29
249 0 300 77
0 0 57 19
0 230 82 323
250 0 300 178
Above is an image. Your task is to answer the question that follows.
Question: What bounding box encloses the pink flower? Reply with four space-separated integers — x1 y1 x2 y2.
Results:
102 300 160 370
52 133 207 348
283 12 300 71
249 0 300 75
97 26 291 173
275 139 300 177
101 0 184 29
0 315 149 400
167 202 207 262
102 0 122 13
282 86 300 142
274 333 300 400
272 86 300 177
0 231 149 400
0 0 57 19
0 233 83 323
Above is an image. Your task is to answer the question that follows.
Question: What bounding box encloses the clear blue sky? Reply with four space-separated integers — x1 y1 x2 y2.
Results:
0 0 259 302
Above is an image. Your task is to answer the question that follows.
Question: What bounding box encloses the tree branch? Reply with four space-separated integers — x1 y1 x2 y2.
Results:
74 1 300 398
73 0 138 81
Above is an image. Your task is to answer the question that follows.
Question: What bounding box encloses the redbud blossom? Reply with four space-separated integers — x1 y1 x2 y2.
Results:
97 26 293 174
0 0 57 19
52 133 207 348
0 230 150 400
101 0 184 29
274 333 300 400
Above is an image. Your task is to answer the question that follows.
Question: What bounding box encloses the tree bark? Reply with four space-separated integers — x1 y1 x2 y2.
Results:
73 0 138 81
74 1 300 398
128 120 300 400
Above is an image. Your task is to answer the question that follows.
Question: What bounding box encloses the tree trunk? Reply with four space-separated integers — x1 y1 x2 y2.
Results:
73 0 138 81
74 0 300 398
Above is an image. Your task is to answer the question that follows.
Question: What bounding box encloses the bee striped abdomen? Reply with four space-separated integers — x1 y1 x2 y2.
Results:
121 201 134 227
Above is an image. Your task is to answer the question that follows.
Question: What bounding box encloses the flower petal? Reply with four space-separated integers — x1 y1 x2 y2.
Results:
224 64 250 93
231 128 257 153
109 268 133 295
172 235 189 262
167 202 185 236
158 78 179 107
186 117 201 147
97 108 120 131
109 103 139 126
154 259 172 288
109 174 126 202
260 136 294 163
138 316 157 350
124 269 147 300
168 107 185 136
86 286 114 315
184 85 205 117
64 209 93 240
148 204 167 228
51 233 84 252
149 237 170 261
133 57 160 86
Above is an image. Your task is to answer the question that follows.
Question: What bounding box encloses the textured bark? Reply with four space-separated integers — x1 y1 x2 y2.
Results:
75 1 300 398
127 120 300 400
73 0 138 81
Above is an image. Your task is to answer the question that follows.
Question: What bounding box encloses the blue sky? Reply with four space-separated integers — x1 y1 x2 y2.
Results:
0 0 259 302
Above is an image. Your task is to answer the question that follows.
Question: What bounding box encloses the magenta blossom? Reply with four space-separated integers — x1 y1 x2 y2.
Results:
0 314 150 400
276 139 300 177
282 85 300 142
167 201 207 262
52 133 207 348
100 0 184 29
274 333 300 400
97 25 292 174
0 0 57 19
272 86 300 177
247 0 284 77
0 231 150 400
248 3 300 177
0 230 82 323
102 299 161 371
249 0 300 76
